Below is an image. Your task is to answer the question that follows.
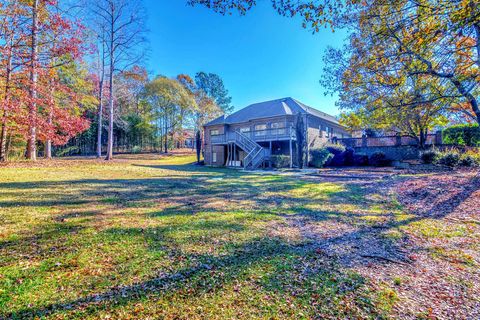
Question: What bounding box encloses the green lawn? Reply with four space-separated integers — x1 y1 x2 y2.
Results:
0 153 477 319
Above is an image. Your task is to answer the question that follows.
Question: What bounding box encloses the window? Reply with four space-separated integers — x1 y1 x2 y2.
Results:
212 152 217 163
254 124 267 136
271 122 286 135
325 126 331 138
239 127 251 138
210 129 219 136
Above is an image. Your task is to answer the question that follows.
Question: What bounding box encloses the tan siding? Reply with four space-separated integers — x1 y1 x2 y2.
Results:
211 145 225 166
307 127 329 149
203 124 225 166
307 116 350 148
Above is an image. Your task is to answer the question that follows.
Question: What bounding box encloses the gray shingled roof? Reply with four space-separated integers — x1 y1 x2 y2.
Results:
204 97 339 127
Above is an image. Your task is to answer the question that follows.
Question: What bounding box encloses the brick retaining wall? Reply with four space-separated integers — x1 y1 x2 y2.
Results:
352 145 420 161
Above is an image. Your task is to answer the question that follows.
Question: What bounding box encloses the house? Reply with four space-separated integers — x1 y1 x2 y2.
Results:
182 129 195 149
203 97 350 168
173 129 195 149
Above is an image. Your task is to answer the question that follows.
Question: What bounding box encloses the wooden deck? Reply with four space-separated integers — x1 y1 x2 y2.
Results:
211 128 296 145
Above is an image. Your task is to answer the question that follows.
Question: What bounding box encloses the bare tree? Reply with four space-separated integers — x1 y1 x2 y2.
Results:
26 0 39 161
90 0 147 160
96 27 107 158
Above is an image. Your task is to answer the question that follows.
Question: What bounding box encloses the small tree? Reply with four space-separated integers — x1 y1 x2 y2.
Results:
195 129 202 163
337 74 449 148
295 113 306 168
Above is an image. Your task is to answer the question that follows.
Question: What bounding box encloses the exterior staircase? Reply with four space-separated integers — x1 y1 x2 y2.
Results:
231 131 270 169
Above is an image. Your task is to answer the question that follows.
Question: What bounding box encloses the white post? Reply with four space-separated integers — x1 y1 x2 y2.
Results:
227 143 230 166
305 114 309 165
289 133 293 168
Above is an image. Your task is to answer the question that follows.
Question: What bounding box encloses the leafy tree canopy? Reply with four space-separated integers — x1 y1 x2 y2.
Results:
195 72 233 114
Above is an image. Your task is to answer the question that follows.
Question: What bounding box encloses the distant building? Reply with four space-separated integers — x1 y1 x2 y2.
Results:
174 129 195 149
203 97 350 168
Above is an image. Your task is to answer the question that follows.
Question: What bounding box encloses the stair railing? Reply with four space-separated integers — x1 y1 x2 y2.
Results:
231 130 268 170
243 146 259 169
250 148 265 169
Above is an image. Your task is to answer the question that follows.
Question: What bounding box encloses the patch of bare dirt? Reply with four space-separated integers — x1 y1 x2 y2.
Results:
396 169 480 220
385 169 480 319
269 168 480 319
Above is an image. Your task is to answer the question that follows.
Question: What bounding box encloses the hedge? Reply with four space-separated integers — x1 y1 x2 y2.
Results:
443 124 480 146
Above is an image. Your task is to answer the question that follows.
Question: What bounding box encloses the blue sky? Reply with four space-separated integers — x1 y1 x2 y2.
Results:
144 0 347 116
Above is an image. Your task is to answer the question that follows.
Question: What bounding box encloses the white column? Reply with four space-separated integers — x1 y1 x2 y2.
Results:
289 135 293 168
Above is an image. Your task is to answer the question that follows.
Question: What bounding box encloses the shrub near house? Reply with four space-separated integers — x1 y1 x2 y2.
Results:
369 152 390 167
270 155 290 168
310 143 373 168
353 153 369 166
438 152 461 167
309 143 347 168
310 148 334 168
420 150 441 164
421 149 480 167
325 143 346 166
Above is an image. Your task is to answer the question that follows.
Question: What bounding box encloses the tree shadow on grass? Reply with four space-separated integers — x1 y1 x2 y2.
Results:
400 171 480 219
4 235 383 319
0 168 299 210
0 166 458 267
2 164 475 318
0 165 464 258
0 222 85 266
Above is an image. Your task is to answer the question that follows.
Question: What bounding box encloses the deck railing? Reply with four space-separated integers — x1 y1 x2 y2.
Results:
211 127 295 144
335 134 440 148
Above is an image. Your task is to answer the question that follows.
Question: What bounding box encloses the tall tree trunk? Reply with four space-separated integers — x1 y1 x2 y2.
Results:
0 109 7 162
106 78 113 161
97 39 106 158
45 116 53 158
0 52 12 162
418 128 426 149
451 78 480 125
164 117 168 153
26 0 39 161
105 19 114 160
6 134 12 157
97 77 104 158
472 22 480 124
45 82 54 159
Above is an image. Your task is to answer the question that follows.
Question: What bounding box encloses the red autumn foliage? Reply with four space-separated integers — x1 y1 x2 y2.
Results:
0 0 95 160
